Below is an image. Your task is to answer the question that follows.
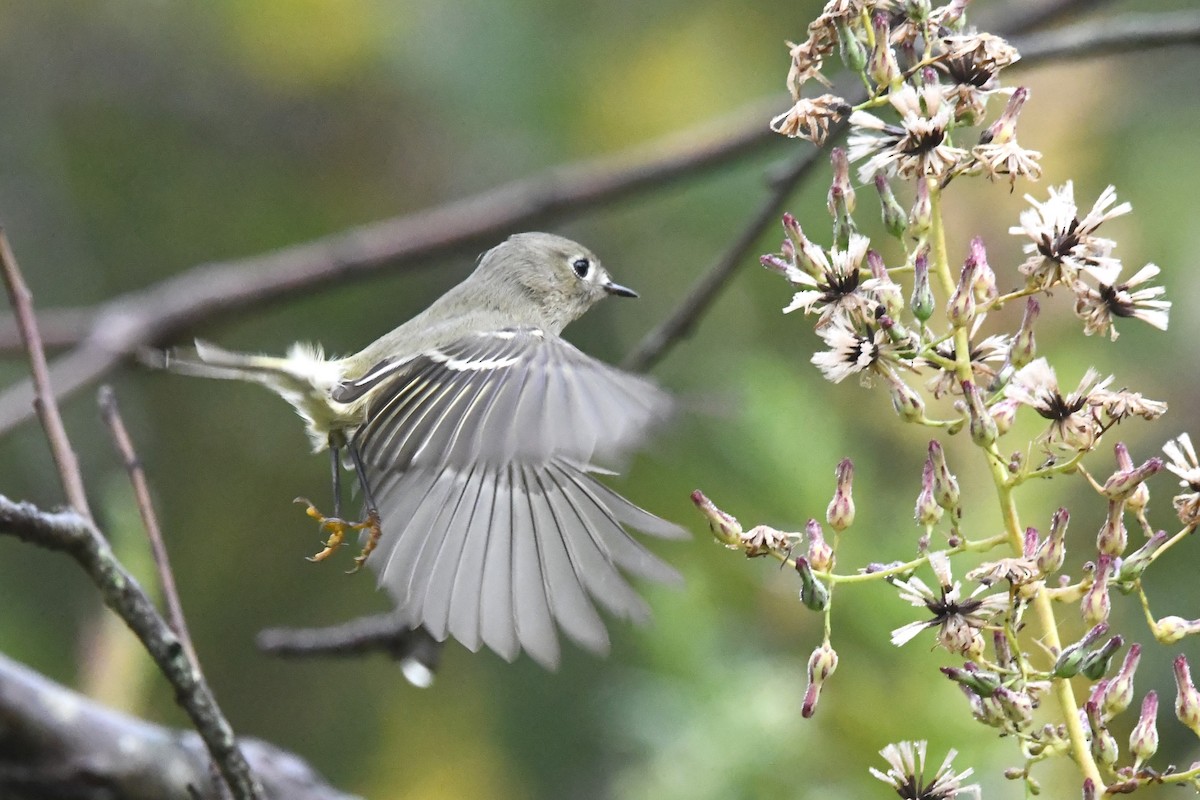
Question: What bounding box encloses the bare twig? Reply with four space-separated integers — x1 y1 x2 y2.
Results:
1015 11 1200 63
0 652 356 800
98 385 200 670
258 611 442 667
0 495 265 800
0 231 91 517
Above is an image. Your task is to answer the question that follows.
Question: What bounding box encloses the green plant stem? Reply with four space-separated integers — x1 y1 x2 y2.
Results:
928 181 1106 790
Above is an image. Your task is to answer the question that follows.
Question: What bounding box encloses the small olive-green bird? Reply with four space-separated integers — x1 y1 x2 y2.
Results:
164 232 684 682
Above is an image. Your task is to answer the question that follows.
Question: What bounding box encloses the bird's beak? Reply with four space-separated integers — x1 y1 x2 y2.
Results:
602 279 638 298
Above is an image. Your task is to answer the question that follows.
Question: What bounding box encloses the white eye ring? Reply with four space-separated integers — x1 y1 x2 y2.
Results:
572 257 591 278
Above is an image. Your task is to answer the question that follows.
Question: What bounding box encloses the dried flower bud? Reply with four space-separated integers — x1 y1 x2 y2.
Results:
806 518 834 573
993 630 1014 669
796 556 830 611
875 174 907 240
941 663 1001 696
1102 644 1141 718
1085 700 1119 767
915 457 943 526
802 642 839 718
962 381 998 447
910 248 935 322
946 253 978 328
908 178 931 238
1036 508 1069 575
1129 691 1158 768
1153 615 1200 644
1081 634 1123 681
994 686 1034 728
826 458 855 532
886 371 925 423
967 237 998 306
928 440 959 510
828 148 857 248
740 524 791 557
1096 501 1128 557
1053 622 1108 679
1174 655 1200 737
1102 453 1164 502
1082 554 1114 626
868 13 901 88
691 490 742 544
1009 297 1039 369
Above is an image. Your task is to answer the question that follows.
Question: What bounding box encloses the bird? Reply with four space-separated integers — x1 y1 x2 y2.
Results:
160 232 686 683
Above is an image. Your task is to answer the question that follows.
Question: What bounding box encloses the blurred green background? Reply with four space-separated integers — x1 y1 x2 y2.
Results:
1 0 1198 797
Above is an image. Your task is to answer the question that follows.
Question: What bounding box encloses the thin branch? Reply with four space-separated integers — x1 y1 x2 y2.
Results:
0 495 265 800
1015 11 1200 64
622 147 826 371
98 385 200 670
0 231 91 517
0 652 356 800
258 611 442 667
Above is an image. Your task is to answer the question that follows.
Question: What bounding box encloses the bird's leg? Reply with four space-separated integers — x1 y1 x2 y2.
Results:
344 438 382 574
298 433 356 563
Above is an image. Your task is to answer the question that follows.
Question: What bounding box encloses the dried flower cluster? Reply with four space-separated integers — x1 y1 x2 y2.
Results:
696 0 1199 796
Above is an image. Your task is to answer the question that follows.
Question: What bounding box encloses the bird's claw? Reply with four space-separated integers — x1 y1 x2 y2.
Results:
295 497 380 570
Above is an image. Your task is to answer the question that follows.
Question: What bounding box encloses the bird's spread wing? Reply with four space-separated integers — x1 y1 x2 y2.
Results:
345 327 685 668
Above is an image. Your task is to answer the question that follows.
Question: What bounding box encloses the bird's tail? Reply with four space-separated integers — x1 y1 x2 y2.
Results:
144 340 330 396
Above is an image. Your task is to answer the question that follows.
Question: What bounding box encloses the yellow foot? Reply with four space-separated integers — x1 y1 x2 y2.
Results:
294 498 380 572
347 509 383 574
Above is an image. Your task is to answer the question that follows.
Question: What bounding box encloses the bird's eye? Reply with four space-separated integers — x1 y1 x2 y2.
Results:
572 257 591 278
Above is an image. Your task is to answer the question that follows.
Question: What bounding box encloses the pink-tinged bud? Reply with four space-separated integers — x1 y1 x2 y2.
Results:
1113 442 1152 514
1102 453 1164 502
962 381 998 447
795 557 830 611
1153 615 1200 644
886 371 925 423
826 458 855 532
867 250 904 318
1053 622 1108 679
909 248 935 322
1129 691 1158 768
908 178 931 238
1022 526 1038 559
802 642 838 718
915 457 943 526
990 398 1018 436
1096 500 1128 557
691 490 742 545
938 0 968 29
927 440 959 510
1103 644 1141 718
1174 655 1200 737
868 13 901 88
1082 778 1098 800
761 252 794 278
941 662 1002 696
946 253 977 328
966 237 998 306
875 174 907 239
1082 554 1114 626
979 86 1030 147
1117 530 1167 583
806 518 834 573
1037 508 1069 575
994 686 1034 727
1009 297 1039 369
1085 700 1119 767
993 630 1014 669
828 149 857 249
